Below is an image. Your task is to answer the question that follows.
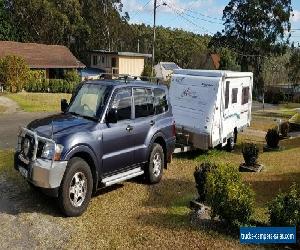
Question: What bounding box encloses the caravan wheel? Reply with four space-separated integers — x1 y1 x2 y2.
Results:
226 137 235 151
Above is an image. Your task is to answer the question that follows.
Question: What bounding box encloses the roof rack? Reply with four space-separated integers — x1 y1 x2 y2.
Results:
85 72 162 85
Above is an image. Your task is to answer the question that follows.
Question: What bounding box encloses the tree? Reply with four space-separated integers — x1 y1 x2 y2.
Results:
287 48 300 85
210 0 292 90
0 55 30 92
0 0 16 40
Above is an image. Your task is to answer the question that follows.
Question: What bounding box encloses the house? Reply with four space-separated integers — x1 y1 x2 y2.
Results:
89 50 151 78
154 62 181 82
0 41 85 79
206 54 220 70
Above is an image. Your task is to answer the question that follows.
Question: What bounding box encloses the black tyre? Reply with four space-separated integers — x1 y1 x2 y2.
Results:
226 137 235 152
58 157 93 217
146 143 164 184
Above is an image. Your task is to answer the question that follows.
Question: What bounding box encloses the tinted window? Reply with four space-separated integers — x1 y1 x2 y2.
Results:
225 81 230 109
134 88 154 118
242 87 250 105
232 88 238 104
154 88 168 114
112 88 132 121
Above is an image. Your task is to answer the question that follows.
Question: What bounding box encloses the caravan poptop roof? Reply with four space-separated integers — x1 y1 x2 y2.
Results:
173 69 253 78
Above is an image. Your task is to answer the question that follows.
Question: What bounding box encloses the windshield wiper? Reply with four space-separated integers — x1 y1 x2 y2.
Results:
68 111 98 121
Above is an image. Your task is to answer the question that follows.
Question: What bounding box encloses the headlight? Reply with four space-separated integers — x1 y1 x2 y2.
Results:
41 143 64 161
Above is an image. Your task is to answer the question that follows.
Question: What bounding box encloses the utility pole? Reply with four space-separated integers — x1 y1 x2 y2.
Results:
137 39 140 53
151 0 157 79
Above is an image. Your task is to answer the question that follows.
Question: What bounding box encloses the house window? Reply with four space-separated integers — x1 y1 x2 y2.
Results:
225 81 230 109
93 55 98 65
232 88 238 104
242 86 250 105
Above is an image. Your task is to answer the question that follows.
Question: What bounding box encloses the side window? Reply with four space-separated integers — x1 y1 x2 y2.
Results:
232 88 238 104
134 88 154 118
154 88 168 114
112 88 132 121
225 81 230 109
242 87 250 105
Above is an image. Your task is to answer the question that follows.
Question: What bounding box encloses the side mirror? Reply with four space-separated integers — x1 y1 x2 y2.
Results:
106 108 118 123
61 99 69 113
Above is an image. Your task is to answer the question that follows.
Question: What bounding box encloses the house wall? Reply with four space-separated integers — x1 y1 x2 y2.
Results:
90 53 119 73
118 56 144 76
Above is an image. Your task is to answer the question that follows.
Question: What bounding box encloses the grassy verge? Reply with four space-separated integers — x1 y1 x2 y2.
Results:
6 92 71 112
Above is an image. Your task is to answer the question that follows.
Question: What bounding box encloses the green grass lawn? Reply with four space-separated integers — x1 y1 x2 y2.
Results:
6 92 71 112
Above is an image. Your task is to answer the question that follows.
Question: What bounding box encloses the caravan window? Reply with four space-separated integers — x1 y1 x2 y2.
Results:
225 81 230 109
242 87 250 105
232 88 238 104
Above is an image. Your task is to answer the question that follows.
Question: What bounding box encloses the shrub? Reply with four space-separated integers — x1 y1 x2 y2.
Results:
64 69 81 84
206 163 255 226
242 143 259 166
280 122 290 138
265 90 284 104
268 184 300 227
0 55 30 92
194 162 217 202
265 128 280 148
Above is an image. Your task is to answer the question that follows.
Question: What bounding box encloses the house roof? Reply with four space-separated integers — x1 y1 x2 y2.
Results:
210 54 220 70
0 41 85 69
90 50 152 58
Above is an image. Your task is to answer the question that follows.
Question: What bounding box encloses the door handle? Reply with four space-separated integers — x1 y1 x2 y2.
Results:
126 125 133 132
150 120 155 126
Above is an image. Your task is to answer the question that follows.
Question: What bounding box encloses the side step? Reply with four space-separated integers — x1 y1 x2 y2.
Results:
102 167 144 187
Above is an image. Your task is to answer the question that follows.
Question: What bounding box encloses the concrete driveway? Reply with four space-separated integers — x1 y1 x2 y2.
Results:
0 112 52 149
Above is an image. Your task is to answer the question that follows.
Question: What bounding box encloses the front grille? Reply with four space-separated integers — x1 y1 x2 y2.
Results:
37 141 45 158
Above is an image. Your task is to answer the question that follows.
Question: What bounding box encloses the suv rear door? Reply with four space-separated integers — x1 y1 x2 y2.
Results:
102 87 135 175
132 87 155 164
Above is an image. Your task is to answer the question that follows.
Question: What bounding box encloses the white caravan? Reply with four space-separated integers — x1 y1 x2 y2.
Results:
169 69 253 151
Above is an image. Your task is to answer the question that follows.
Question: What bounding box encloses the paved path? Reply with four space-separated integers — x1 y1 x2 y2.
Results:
0 112 52 149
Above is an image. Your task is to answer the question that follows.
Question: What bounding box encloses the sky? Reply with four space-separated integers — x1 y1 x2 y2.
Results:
122 0 300 44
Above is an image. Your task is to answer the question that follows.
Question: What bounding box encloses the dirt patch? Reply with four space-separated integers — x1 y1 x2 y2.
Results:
0 174 72 249
0 96 21 113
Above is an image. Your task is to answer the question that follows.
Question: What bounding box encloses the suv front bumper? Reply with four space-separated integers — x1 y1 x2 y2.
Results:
14 152 67 190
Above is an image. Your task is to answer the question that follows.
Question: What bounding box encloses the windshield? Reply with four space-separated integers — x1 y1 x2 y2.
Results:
68 84 111 120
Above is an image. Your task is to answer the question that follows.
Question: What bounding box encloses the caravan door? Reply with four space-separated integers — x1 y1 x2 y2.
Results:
221 78 243 140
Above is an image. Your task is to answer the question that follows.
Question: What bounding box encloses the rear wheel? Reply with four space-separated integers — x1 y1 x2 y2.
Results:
146 143 164 184
58 157 93 217
226 137 235 151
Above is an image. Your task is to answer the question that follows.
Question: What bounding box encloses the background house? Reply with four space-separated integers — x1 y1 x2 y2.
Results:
0 41 85 79
90 50 151 77
154 62 181 82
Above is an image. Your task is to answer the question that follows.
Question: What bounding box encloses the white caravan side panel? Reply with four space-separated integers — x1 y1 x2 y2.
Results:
169 74 221 135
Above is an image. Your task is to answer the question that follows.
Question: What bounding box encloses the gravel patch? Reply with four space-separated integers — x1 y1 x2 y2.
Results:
0 174 72 249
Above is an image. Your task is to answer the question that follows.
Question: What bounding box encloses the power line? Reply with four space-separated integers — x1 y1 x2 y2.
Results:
185 9 223 22
130 0 152 20
166 4 213 35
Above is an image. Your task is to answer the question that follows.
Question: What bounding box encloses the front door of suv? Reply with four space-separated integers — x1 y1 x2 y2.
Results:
102 87 135 175
132 88 155 164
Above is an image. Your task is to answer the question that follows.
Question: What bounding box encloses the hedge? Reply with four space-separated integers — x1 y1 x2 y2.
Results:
24 79 78 93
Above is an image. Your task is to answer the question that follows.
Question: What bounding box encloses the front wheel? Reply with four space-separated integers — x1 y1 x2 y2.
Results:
146 143 164 184
58 157 93 217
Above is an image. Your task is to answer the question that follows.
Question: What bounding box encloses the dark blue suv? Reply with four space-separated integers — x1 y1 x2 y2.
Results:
14 80 176 216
